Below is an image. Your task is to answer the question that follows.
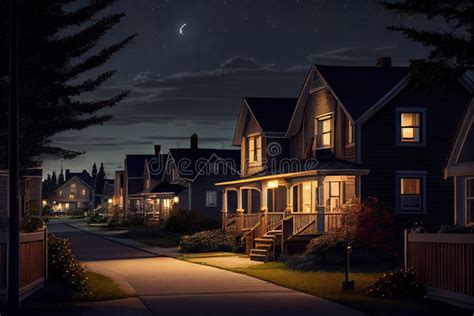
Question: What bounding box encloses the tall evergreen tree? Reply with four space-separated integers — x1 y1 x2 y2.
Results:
381 0 474 86
58 169 65 186
0 1 136 169
92 162 98 179
51 171 58 189
97 162 106 180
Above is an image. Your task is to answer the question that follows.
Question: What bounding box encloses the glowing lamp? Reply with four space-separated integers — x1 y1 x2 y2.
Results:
173 196 179 203
42 200 47 206
267 180 279 189
108 198 113 204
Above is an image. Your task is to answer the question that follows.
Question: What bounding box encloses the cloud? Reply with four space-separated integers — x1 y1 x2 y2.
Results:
308 46 399 64
219 56 270 70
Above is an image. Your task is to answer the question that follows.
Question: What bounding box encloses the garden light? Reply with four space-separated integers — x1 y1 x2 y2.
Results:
342 243 355 290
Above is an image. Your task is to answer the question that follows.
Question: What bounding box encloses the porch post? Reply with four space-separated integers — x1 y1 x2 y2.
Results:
236 188 244 232
285 184 293 214
260 186 268 211
221 189 228 229
237 188 243 212
316 175 325 233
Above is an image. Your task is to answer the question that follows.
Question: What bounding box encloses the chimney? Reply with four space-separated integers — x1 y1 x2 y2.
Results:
65 169 70 179
376 57 392 68
154 144 161 156
190 133 198 150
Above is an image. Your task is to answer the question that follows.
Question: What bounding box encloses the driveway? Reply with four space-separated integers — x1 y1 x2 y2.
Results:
45 220 364 316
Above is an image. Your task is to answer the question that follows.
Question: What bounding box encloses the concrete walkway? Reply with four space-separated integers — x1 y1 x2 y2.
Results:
44 220 365 316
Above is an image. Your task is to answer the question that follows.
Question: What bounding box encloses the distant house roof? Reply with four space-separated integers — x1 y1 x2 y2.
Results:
94 178 114 195
147 154 168 181
315 65 409 121
125 154 156 178
169 148 240 180
149 181 186 195
245 97 298 133
66 170 95 189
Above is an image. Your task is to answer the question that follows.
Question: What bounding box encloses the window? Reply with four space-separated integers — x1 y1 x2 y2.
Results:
69 194 75 199
396 108 426 146
466 178 474 225
315 115 332 149
206 191 217 207
248 135 262 165
70 183 77 193
81 189 86 196
59 190 62 196
396 173 426 213
346 119 354 145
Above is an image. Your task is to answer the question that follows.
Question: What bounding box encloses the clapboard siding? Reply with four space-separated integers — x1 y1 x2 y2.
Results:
303 89 336 146
361 82 470 231
344 145 356 162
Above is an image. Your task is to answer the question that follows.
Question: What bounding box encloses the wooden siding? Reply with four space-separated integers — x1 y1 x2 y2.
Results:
406 233 474 298
360 82 470 231
242 114 266 177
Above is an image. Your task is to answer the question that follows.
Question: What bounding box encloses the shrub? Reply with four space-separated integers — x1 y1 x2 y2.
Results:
166 210 220 235
179 229 242 253
20 216 44 232
48 234 88 294
365 268 425 298
438 225 474 234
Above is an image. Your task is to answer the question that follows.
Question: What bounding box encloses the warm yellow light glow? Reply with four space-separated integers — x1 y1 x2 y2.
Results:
108 198 113 204
65 203 69 209
267 180 279 189
42 200 47 205
173 196 179 203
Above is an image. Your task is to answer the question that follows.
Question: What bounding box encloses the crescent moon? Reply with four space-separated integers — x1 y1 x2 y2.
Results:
179 23 187 36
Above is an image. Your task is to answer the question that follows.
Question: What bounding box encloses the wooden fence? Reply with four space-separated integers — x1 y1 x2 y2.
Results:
405 231 474 309
0 227 48 302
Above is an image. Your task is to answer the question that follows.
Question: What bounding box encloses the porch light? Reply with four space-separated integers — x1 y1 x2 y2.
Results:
42 200 47 206
173 196 179 203
267 180 279 189
108 198 113 204
342 243 355 290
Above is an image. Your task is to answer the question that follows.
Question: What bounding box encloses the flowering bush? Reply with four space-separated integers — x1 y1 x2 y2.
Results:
48 234 88 294
20 216 44 232
365 268 425 298
179 229 242 253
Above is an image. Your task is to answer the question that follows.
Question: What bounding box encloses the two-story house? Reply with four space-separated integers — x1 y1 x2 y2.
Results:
48 170 95 214
216 58 473 261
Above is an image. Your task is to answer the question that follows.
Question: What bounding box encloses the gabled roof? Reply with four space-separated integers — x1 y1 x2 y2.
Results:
233 97 297 145
445 98 474 178
245 97 297 133
315 65 409 121
95 178 114 195
145 154 168 181
126 154 156 178
65 170 95 189
150 181 186 195
169 148 240 181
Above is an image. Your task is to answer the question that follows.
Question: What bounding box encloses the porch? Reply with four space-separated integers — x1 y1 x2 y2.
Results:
216 168 368 261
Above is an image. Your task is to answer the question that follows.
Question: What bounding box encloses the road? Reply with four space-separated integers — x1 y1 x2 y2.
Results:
27 220 365 316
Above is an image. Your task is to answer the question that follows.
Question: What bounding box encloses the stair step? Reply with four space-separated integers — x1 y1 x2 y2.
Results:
267 229 282 235
256 244 272 250
250 253 268 262
254 237 273 243
250 248 268 255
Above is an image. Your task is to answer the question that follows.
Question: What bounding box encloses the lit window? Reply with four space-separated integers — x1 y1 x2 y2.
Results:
81 189 86 196
206 191 217 207
346 119 354 145
248 135 262 165
315 115 332 148
146 179 151 189
466 178 474 225
400 113 421 143
59 190 62 196
70 183 77 193
69 194 75 199
398 176 424 213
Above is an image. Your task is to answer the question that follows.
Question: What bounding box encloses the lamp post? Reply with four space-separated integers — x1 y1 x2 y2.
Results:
8 0 20 309
342 243 355 290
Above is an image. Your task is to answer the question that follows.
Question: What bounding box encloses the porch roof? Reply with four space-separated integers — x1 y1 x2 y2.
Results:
215 158 369 186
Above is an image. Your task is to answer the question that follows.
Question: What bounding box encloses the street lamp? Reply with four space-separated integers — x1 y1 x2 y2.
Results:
342 243 355 290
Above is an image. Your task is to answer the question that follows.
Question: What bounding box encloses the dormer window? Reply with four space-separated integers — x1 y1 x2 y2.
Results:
248 135 262 166
315 114 333 149
396 108 426 146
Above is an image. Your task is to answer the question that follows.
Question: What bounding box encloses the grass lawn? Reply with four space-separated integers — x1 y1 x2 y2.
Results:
115 226 180 248
230 263 470 316
75 271 133 302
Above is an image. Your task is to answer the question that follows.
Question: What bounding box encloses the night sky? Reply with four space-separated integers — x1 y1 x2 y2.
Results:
42 0 428 177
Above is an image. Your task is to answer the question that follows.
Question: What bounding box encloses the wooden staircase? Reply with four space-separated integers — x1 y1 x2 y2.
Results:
249 228 282 262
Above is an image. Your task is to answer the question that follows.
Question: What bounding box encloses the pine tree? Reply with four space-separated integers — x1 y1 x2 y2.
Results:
92 163 98 179
51 171 58 189
58 169 65 186
381 0 474 86
0 1 136 169
97 163 106 180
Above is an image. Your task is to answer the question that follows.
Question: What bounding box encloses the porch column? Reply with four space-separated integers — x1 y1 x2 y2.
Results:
221 189 228 229
285 184 293 213
237 188 244 212
260 186 268 211
316 175 325 233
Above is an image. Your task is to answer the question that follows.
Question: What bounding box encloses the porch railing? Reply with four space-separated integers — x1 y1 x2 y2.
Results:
242 214 259 229
290 212 344 235
267 212 285 230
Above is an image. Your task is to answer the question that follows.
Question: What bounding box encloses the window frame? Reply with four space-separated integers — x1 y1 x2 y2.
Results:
248 134 262 167
466 177 474 226
395 171 427 214
395 107 426 147
315 113 333 150
206 191 218 207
